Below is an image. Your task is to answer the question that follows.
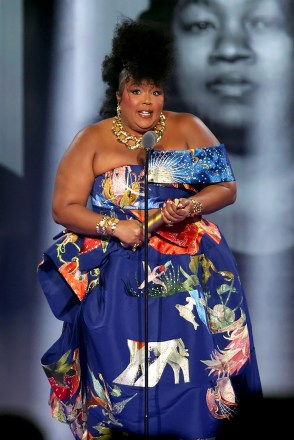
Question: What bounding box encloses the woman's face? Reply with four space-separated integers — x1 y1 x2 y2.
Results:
172 0 294 129
118 79 164 135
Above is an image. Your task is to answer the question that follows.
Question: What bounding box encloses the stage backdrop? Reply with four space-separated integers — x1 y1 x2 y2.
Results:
0 1 293 439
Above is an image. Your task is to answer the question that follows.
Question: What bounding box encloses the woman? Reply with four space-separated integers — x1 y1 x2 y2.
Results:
38 19 262 440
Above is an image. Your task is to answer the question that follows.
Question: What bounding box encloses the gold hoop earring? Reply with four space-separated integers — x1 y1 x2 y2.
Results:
117 103 121 118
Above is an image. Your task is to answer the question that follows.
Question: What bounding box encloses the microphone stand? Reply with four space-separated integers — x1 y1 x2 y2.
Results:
143 148 150 438
141 130 157 438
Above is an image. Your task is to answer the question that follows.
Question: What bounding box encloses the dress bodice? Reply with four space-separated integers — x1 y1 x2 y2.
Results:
90 145 235 213
91 164 195 212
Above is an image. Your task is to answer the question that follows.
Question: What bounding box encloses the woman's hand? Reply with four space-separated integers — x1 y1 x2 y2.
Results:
114 219 145 248
161 198 195 226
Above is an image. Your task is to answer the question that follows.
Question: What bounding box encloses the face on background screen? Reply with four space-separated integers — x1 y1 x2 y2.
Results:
172 0 294 130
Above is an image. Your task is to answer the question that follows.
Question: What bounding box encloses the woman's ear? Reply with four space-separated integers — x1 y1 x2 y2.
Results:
116 92 121 103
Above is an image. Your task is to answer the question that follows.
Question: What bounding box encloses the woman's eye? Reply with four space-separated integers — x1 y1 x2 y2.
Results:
246 17 279 31
181 20 216 33
131 89 141 95
153 90 162 96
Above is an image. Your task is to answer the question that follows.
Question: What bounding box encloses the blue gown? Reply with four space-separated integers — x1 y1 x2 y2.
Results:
38 145 262 440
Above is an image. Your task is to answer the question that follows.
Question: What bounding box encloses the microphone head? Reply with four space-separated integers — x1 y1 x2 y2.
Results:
142 131 157 150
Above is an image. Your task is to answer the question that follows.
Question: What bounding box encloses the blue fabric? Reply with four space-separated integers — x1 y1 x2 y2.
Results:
38 146 262 439
148 144 235 184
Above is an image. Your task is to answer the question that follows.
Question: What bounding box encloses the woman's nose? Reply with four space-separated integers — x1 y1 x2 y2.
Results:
209 29 254 64
143 95 152 104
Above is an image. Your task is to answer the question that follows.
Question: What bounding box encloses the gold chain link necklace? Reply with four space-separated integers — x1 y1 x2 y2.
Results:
112 113 166 150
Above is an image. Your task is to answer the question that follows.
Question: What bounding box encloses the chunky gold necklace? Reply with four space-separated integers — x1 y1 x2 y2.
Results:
112 113 166 150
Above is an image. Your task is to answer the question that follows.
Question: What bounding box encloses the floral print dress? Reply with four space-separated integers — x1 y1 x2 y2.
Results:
37 145 262 440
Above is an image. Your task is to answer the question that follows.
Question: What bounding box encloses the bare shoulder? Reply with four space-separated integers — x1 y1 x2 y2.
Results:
165 111 220 149
55 119 113 177
66 118 111 155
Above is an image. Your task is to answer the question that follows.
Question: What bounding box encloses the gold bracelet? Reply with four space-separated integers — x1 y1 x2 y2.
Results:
96 214 108 235
96 215 120 236
105 217 120 236
189 199 203 217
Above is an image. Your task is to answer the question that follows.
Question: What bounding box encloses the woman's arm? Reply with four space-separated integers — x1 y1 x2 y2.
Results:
151 112 237 228
52 125 102 235
52 124 144 246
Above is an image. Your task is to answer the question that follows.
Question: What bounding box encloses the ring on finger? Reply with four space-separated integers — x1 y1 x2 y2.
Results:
132 243 139 252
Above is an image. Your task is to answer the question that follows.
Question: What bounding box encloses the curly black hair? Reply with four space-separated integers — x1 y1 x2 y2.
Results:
99 17 174 118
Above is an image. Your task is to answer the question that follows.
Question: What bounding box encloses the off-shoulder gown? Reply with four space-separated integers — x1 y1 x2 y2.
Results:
38 145 262 440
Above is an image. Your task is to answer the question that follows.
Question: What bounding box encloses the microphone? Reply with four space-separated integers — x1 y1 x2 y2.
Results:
142 130 157 150
141 130 157 438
